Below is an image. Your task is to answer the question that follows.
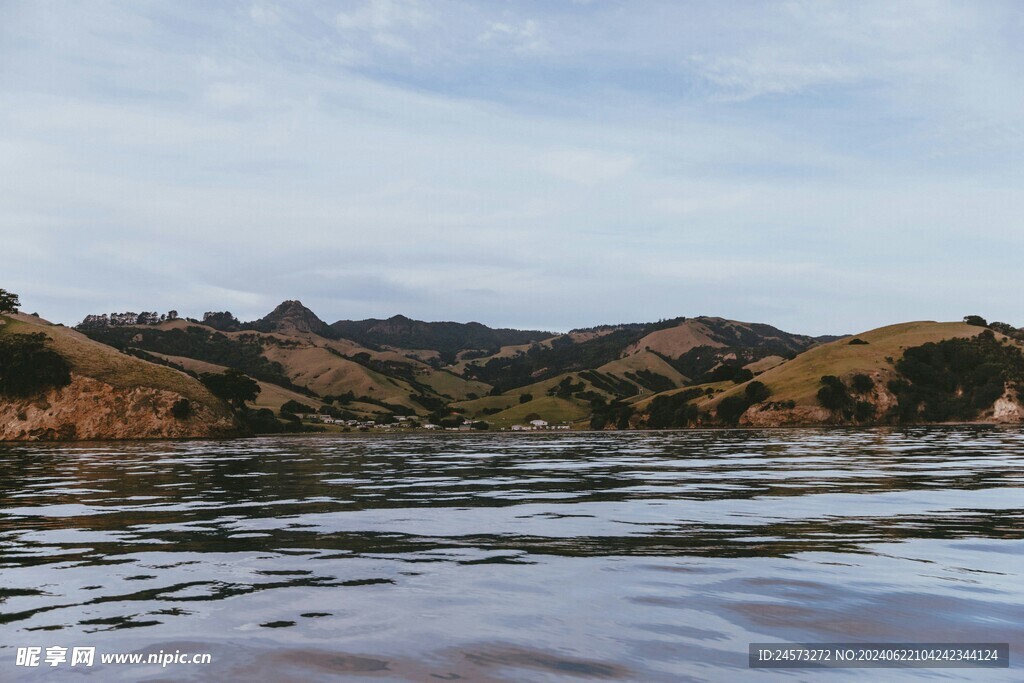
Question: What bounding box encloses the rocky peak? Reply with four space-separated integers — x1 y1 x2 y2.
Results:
256 300 330 335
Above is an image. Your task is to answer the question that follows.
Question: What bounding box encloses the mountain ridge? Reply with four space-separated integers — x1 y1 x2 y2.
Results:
60 299 1024 434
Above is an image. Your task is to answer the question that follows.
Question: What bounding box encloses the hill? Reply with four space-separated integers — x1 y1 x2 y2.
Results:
1 313 237 441
630 320 1024 428
455 316 817 392
329 314 551 362
248 300 335 337
68 297 1023 431
72 302 832 429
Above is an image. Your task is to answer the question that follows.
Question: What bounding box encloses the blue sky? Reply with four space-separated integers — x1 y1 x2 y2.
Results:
2 1 1022 335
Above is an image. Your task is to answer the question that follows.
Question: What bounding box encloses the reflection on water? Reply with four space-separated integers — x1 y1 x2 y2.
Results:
0 428 1022 681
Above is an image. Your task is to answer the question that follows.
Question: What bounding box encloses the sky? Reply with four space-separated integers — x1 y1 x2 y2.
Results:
2 1 1022 335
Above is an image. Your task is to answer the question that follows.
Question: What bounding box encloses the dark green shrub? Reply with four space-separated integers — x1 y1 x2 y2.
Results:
851 374 874 394
199 369 260 408
281 400 315 414
170 399 192 420
588 399 634 430
519 393 533 404
854 401 875 422
625 369 676 393
646 389 702 429
732 368 754 384
744 381 771 403
716 395 750 424
816 375 850 412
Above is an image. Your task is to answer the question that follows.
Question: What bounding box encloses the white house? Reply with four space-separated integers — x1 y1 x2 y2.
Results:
511 424 532 431
529 419 548 428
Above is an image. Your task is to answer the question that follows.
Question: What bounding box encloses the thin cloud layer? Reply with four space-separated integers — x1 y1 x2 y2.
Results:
1 1 1021 334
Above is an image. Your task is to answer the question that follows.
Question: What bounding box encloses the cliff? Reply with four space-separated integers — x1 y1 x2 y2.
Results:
0 374 237 441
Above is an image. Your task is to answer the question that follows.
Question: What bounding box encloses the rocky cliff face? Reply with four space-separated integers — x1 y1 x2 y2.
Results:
990 386 1024 423
0 374 238 441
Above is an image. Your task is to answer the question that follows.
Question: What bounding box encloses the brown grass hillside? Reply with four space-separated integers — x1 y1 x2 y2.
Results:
148 352 325 413
2 314 226 413
705 321 985 409
622 319 725 357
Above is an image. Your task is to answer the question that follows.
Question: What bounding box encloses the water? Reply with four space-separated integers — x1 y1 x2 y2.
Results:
1 428 1022 682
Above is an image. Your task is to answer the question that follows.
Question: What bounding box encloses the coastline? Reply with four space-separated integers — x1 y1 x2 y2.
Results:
3 420 1018 444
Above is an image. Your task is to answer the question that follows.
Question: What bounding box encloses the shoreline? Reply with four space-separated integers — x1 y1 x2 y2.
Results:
2 421 1019 445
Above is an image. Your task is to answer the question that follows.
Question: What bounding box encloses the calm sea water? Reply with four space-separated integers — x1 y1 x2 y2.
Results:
1 429 1022 682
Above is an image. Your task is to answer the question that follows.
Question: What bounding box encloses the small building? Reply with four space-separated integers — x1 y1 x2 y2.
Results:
511 424 532 431
529 419 548 429
423 423 440 430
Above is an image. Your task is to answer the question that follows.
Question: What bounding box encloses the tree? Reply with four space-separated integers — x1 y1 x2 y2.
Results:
0 289 20 314
646 390 702 429
851 374 874 394
963 315 988 327
0 332 71 397
716 395 749 424
519 393 533 404
281 399 314 414
817 375 850 412
170 399 192 420
744 381 771 404
732 368 754 384
199 369 260 409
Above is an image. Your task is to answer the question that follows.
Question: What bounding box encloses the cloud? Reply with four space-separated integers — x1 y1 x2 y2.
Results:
334 0 432 52
1 1 1023 334
690 51 860 101
478 18 543 54
536 148 636 185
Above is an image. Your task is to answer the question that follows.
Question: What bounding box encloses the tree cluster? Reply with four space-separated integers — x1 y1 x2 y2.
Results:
588 396 635 430
645 388 704 429
890 330 1024 422
816 375 875 422
0 332 71 397
715 381 772 425
199 369 260 409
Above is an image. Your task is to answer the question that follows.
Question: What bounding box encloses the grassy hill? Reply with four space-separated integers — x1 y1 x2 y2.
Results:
3 314 225 412
80 317 494 417
620 320 1024 429
1 313 238 441
69 299 1021 429
330 314 551 361
147 352 333 414
482 396 589 429
707 321 984 408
